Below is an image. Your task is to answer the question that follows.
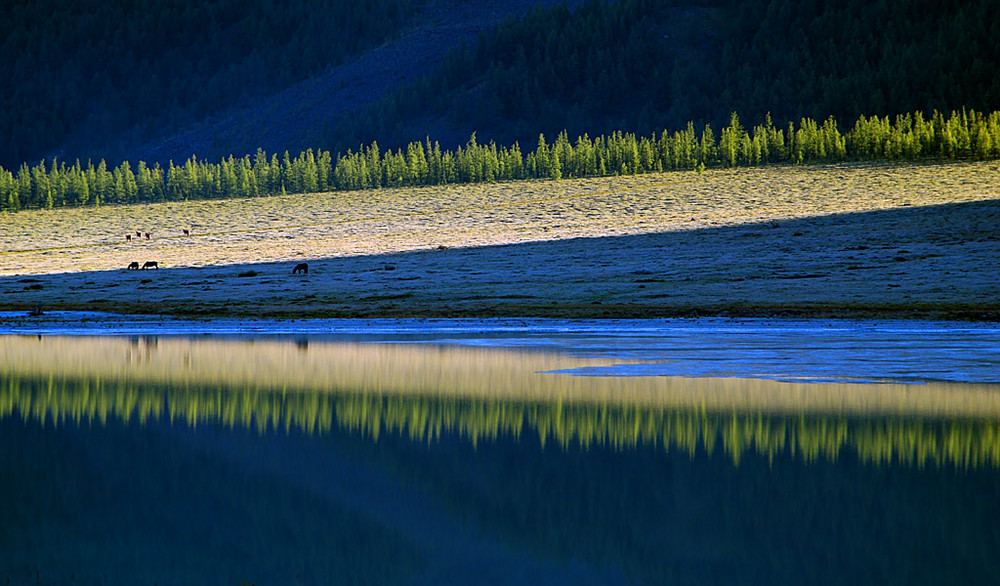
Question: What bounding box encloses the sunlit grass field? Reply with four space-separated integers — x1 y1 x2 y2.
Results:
1 161 999 318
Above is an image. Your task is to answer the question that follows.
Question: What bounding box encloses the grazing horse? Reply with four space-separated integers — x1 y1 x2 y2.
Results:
292 263 309 274
183 229 190 237
141 261 159 269
127 261 140 270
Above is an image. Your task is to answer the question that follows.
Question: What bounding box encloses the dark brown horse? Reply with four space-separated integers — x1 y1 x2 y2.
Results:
127 261 140 270
292 263 309 274
141 261 159 269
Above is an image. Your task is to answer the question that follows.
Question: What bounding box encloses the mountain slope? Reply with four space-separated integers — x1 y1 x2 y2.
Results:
0 0 581 169
333 0 1000 154
4 0 998 170
126 0 584 165
1 0 432 168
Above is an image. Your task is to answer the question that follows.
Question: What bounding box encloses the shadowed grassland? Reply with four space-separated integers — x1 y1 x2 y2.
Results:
1 162 998 319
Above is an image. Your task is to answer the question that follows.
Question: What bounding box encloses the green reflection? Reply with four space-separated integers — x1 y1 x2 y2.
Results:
3 334 1000 468
4 369 999 469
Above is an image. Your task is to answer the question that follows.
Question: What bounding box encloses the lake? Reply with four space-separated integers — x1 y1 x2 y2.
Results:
2 316 999 585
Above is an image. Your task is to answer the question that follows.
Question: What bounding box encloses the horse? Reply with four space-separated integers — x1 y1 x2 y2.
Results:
126 234 132 242
144 232 151 240
183 229 190 237
292 263 309 274
127 261 140 270
141 261 159 269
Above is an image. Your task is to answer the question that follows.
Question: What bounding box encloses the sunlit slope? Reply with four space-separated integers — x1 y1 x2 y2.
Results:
1 162 998 318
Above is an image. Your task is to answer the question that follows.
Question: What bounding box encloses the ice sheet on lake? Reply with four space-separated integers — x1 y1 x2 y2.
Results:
1 312 998 385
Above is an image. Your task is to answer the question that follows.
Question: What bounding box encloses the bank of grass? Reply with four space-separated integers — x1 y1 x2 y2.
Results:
1 161 999 320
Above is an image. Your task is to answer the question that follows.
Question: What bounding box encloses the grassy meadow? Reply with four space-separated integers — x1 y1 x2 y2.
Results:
1 161 999 319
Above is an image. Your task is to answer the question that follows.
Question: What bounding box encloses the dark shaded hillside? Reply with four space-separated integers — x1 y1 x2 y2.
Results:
122 0 586 168
3 0 998 170
0 0 580 169
334 0 1000 154
0 0 422 168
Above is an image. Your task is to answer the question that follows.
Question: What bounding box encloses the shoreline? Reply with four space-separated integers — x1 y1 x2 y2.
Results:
3 301 998 322
3 312 999 387
4 309 997 332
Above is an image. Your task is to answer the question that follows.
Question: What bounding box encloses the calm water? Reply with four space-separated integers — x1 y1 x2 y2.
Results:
2 318 999 585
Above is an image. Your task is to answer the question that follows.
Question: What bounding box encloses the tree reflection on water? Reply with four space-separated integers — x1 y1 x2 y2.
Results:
2 334 999 469
2 334 999 585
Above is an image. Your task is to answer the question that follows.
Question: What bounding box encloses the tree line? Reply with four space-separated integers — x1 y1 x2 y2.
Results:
4 0 998 173
3 109 999 212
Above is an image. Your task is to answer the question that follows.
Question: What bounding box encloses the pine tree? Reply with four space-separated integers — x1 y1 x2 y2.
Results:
364 142 381 188
0 168 18 211
822 116 846 160
553 131 572 177
534 133 550 179
6 183 19 212
31 160 49 208
253 149 270 194
719 112 747 166
699 124 717 166
117 161 138 203
317 149 332 189
220 156 238 195
270 153 283 193
70 163 89 206
405 141 428 185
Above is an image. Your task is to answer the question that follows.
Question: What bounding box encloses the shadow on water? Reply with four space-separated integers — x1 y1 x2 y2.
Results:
2 334 1000 584
1 199 999 319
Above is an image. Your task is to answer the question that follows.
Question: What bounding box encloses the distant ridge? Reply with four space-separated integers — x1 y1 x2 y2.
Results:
3 0 997 169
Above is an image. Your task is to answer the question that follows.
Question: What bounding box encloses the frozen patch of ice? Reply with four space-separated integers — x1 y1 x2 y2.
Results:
1 313 998 385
